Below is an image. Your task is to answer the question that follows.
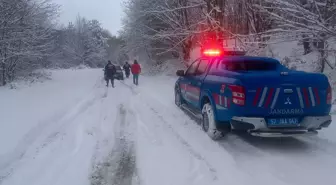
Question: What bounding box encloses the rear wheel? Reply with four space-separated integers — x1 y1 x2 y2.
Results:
202 103 223 140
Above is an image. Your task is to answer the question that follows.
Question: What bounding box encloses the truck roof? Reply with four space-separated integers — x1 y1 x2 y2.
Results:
206 56 280 63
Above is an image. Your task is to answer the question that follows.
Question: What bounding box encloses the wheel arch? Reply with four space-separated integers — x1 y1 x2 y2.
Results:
200 90 218 119
174 80 181 91
175 83 179 90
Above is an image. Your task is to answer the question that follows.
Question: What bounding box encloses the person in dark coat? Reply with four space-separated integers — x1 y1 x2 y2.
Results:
123 62 131 78
131 60 141 85
104 61 116 87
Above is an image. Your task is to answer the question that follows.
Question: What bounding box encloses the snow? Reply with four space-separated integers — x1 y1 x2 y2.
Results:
145 59 185 76
0 69 105 184
1 68 336 185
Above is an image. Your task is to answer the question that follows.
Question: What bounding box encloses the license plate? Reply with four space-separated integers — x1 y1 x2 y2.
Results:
267 118 300 126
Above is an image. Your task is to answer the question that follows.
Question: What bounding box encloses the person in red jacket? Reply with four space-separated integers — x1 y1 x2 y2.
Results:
131 60 141 85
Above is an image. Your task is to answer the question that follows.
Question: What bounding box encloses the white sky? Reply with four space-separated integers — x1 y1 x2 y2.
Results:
53 0 124 35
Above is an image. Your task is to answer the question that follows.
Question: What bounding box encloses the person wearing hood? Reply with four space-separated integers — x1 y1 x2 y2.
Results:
123 62 131 78
104 60 116 87
131 60 141 85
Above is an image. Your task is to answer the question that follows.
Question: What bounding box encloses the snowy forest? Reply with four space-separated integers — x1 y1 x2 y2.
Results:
1 0 336 86
0 0 125 86
121 0 336 78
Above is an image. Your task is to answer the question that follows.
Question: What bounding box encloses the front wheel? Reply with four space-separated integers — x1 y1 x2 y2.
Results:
175 87 182 107
202 103 224 140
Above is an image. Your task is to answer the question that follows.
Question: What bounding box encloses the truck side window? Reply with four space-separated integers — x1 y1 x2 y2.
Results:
219 60 245 71
219 60 230 70
220 63 227 70
185 60 200 76
195 59 209 75
220 60 277 71
226 62 236 71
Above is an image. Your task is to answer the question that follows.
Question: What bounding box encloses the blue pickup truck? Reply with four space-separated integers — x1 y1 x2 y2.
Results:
174 49 332 140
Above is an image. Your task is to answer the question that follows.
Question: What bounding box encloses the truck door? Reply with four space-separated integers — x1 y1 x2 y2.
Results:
190 59 210 109
183 59 210 109
180 60 200 107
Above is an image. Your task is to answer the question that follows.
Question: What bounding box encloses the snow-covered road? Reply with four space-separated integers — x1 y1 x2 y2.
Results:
1 69 336 185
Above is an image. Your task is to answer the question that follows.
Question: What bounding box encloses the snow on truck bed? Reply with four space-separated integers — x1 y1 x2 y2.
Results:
0 68 336 185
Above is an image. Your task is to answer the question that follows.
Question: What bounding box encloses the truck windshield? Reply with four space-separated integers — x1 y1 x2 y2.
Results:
219 60 278 72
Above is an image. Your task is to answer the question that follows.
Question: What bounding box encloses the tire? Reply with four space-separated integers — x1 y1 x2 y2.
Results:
175 87 182 107
202 103 223 140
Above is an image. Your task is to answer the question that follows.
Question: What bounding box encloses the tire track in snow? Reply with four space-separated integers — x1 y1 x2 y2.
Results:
0 76 104 183
31 79 105 157
0 108 70 182
120 81 140 95
132 101 218 184
142 96 275 183
125 76 336 185
135 103 218 181
216 134 292 184
135 116 163 146
147 106 218 178
217 127 336 185
149 98 319 185
121 80 218 181
131 97 214 184
220 134 336 185
127 81 291 185
91 104 138 185
38 91 101 149
89 86 114 174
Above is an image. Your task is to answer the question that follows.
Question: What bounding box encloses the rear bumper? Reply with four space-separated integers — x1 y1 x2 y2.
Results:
231 115 332 137
114 73 124 78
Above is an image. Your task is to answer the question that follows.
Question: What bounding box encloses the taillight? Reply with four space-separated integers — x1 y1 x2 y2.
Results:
327 86 332 104
229 85 245 106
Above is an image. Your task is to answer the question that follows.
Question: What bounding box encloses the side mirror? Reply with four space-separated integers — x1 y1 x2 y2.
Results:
176 70 185 76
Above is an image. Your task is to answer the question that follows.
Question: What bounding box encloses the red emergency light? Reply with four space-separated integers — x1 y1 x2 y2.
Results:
202 49 222 57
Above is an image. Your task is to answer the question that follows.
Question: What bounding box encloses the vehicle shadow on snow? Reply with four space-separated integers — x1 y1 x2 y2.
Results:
180 109 314 154
223 132 313 154
180 109 202 125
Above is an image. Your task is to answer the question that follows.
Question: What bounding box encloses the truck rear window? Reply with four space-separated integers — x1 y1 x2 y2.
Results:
219 60 277 71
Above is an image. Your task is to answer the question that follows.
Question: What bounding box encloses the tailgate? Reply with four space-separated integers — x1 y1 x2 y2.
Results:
241 71 331 117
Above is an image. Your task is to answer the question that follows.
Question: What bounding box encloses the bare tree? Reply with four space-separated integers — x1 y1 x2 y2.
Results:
53 16 108 68
0 0 59 85
258 0 336 72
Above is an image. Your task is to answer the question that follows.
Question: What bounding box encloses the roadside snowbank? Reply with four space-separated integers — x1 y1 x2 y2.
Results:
146 59 186 76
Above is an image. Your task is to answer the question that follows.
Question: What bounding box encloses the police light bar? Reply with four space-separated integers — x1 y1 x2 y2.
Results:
201 47 246 57
203 49 222 57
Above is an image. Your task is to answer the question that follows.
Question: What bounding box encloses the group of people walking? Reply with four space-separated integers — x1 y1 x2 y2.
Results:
104 60 141 87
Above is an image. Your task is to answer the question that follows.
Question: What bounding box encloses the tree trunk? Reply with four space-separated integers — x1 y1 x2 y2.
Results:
302 34 311 55
1 62 6 86
317 39 326 73
320 53 326 73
